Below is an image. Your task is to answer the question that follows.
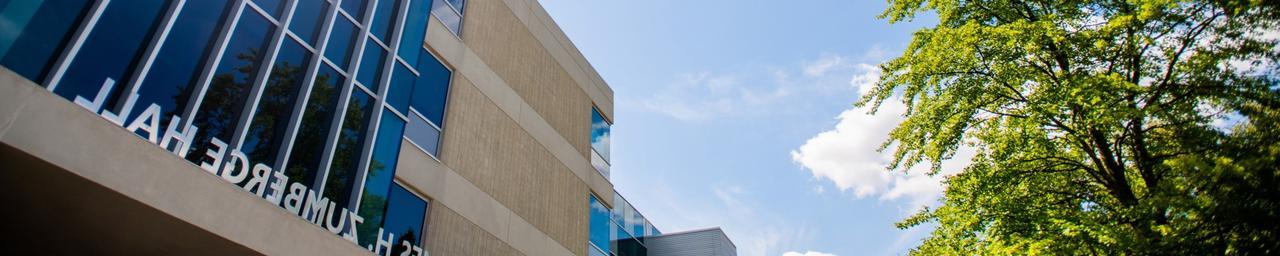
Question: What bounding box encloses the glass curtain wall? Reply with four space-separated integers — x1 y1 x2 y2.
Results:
0 0 454 250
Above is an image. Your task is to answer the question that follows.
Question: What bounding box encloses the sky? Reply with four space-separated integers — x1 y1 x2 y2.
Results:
537 1 954 255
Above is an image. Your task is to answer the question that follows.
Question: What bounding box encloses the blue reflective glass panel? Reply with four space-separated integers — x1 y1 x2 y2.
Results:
384 184 428 256
283 64 344 192
369 0 399 43
0 0 94 83
185 10 276 164
588 194 611 254
53 0 170 108
403 111 439 156
385 61 414 113
133 0 234 135
324 17 357 70
323 88 375 209
241 38 311 169
356 108 406 247
252 0 287 19
356 38 386 92
396 0 431 64
289 0 328 46
591 109 610 160
411 50 450 126
340 0 367 21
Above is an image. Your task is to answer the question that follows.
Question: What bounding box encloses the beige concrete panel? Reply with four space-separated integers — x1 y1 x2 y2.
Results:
0 75 367 256
426 11 614 207
436 76 592 255
397 130 578 256
0 67 36 136
425 205 524 256
460 0 593 157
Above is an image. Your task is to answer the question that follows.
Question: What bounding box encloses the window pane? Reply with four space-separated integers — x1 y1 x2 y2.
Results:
241 38 311 169
444 0 464 13
0 0 94 83
356 37 386 92
588 194 612 255
591 150 609 178
323 17 357 70
396 0 431 64
430 0 461 35
384 184 428 256
185 10 276 164
53 0 170 107
323 88 375 209
288 0 328 47
591 109 611 160
340 0 367 22
356 108 406 247
403 111 439 156
410 50 450 126
251 0 287 19
369 0 399 43
386 61 414 113
283 64 344 193
133 0 234 139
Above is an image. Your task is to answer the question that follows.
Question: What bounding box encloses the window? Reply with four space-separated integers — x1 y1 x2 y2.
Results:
0 0 444 249
591 108 611 177
0 0 95 84
588 194 612 256
52 0 171 110
185 8 277 164
403 49 451 157
357 109 407 247
383 184 429 256
241 38 311 171
289 0 329 47
431 0 464 35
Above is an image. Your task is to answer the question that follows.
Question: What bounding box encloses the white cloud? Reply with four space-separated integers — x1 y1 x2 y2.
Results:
804 54 851 77
782 251 837 256
791 63 975 211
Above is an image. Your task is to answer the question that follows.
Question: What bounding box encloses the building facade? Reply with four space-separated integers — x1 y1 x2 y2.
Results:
0 0 730 255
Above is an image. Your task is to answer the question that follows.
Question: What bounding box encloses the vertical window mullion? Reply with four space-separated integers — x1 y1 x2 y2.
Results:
43 0 112 91
111 0 187 115
274 0 344 172
175 0 249 139
231 0 301 149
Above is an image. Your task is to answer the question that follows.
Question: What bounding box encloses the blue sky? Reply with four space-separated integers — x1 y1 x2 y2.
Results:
538 1 952 255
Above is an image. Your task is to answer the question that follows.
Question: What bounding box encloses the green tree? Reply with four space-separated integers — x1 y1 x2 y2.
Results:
865 0 1280 254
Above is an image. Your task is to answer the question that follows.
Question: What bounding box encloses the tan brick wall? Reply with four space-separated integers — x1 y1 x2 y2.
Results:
460 0 593 158
439 76 590 256
425 205 524 256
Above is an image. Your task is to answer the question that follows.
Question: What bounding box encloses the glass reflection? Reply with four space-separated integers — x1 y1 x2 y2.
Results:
53 0 170 109
241 38 311 170
369 0 400 43
396 0 431 64
589 194 611 255
323 87 375 209
283 64 344 191
288 0 328 46
357 109 406 247
386 61 414 113
411 48 450 126
356 37 386 92
324 17 357 70
340 0 368 22
384 184 428 256
132 0 234 139
0 0 95 83
186 10 276 165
